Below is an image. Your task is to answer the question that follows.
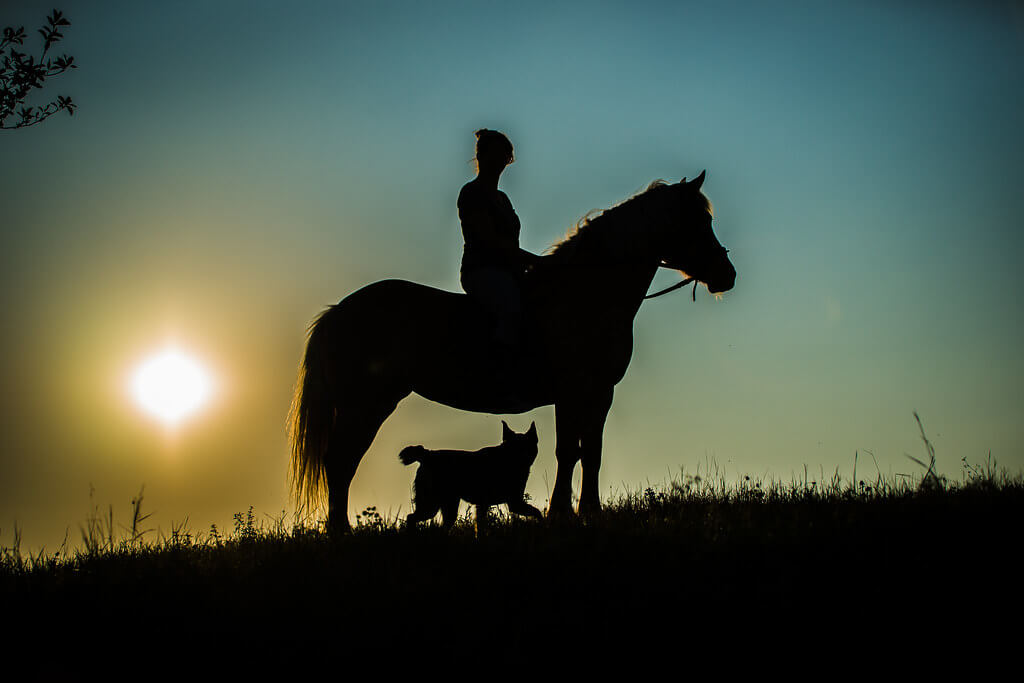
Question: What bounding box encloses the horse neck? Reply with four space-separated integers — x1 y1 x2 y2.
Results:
592 260 660 316
549 234 661 317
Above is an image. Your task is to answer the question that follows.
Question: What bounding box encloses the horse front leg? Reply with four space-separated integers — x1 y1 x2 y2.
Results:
578 387 613 516
548 401 582 518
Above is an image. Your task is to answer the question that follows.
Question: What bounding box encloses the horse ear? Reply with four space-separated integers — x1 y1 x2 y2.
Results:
502 420 513 439
690 170 706 190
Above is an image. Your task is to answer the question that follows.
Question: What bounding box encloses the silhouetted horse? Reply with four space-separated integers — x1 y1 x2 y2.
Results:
290 171 735 531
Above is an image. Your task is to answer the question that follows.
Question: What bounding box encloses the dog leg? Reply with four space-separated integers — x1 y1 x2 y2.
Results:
508 500 543 518
440 498 459 529
474 504 490 537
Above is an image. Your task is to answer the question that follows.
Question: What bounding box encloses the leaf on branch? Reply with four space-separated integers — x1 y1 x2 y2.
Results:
2 26 27 46
1 11 76 131
57 94 74 115
48 10 70 28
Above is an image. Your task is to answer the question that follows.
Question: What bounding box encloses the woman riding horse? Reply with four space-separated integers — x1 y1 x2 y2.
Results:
458 129 541 347
290 158 736 531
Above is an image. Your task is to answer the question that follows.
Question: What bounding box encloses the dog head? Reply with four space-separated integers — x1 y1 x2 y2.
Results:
501 420 539 465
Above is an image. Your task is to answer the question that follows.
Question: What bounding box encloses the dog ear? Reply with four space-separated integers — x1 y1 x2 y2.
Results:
527 421 537 440
502 420 513 440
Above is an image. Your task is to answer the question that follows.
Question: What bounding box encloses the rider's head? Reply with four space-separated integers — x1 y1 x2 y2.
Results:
474 129 514 175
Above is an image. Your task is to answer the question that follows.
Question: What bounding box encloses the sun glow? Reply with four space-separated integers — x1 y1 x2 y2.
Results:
131 348 213 426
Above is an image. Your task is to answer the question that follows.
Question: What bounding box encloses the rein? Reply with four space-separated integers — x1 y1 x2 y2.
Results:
644 262 697 302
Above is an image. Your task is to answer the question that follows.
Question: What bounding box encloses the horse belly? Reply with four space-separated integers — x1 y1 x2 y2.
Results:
413 340 558 413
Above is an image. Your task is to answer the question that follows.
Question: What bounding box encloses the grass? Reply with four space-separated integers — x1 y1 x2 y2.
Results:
3 451 1021 659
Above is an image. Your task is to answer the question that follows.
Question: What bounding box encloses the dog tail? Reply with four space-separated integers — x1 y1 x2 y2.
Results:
399 445 426 466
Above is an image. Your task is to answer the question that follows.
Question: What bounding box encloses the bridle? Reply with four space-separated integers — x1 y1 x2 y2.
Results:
644 245 729 302
643 260 696 301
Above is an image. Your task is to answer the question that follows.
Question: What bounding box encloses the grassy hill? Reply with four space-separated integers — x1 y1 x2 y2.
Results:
4 457 1020 661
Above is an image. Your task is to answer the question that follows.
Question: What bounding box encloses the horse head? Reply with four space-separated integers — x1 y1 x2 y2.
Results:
658 171 736 294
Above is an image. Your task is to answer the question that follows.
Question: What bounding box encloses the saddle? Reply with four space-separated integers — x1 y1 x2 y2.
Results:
455 289 551 411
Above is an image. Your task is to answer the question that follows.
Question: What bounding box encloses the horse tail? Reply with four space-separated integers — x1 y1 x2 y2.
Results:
399 445 426 466
288 306 338 518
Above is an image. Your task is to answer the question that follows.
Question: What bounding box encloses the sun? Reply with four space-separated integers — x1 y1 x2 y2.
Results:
131 348 213 426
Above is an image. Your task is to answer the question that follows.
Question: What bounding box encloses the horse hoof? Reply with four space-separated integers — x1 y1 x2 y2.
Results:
546 505 574 519
327 518 353 536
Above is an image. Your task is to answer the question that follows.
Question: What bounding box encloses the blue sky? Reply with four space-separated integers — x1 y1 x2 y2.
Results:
2 0 1022 548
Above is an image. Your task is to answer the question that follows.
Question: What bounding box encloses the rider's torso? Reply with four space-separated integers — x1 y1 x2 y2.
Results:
458 179 521 271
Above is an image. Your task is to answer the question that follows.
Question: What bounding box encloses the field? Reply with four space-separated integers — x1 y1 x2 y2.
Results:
3 452 1020 663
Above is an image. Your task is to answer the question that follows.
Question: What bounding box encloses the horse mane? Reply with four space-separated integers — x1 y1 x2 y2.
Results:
546 179 711 261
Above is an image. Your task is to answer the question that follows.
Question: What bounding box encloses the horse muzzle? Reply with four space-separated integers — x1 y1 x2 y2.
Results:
706 262 736 294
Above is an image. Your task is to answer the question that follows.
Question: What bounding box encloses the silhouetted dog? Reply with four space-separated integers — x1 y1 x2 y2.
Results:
400 421 542 530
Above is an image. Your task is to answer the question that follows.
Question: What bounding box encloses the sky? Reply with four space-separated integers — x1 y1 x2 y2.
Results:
2 0 1022 551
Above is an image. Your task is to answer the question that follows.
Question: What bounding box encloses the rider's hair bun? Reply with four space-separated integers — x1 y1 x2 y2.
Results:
474 129 514 166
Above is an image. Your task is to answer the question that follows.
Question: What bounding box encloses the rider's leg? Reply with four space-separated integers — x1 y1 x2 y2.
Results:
460 266 522 346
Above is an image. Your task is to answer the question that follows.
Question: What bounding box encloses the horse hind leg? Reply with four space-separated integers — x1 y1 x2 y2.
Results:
325 396 404 533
